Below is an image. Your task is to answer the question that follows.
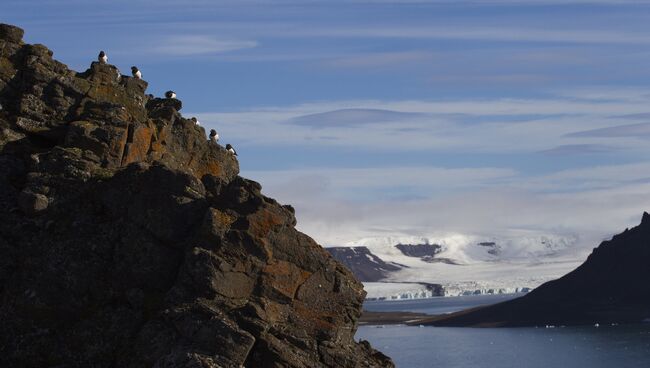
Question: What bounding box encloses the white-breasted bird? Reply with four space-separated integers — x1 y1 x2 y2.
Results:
131 66 141 79
226 144 237 156
209 129 219 143
98 50 108 64
165 90 176 99
191 117 201 126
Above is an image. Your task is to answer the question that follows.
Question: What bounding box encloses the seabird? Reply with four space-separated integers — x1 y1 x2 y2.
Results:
226 144 237 156
165 90 176 99
209 129 219 143
131 66 142 79
98 50 107 64
191 117 201 126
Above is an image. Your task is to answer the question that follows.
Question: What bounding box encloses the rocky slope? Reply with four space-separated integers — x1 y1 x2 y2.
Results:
424 212 650 327
0 24 393 367
325 246 403 282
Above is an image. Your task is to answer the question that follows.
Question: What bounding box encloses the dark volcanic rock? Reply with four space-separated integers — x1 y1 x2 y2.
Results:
326 246 403 282
0 23 393 367
395 243 442 259
424 213 650 327
393 243 453 263
477 242 500 256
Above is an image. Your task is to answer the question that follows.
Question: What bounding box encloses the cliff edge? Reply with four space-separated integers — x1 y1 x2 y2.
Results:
0 24 393 367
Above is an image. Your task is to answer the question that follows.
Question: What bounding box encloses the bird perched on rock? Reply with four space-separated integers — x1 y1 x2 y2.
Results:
191 117 201 126
226 144 237 156
131 66 141 79
98 50 108 64
165 90 176 99
209 129 219 143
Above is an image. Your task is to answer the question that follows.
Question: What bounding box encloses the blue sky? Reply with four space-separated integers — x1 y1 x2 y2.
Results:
6 0 650 246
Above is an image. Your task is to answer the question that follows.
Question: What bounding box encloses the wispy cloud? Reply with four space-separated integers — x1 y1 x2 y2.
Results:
345 0 650 4
284 26 650 45
248 166 516 197
566 122 650 138
150 35 257 56
429 73 555 84
523 162 650 191
554 88 650 103
321 51 438 68
613 113 650 120
288 108 426 128
538 144 616 155
197 88 650 154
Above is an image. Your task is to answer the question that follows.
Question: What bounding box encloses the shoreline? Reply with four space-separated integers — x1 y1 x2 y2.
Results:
359 310 434 326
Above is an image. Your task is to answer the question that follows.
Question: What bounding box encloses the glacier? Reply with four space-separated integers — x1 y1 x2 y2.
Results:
337 232 589 300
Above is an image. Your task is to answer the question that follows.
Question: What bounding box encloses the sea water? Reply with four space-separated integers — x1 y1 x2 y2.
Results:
357 295 650 368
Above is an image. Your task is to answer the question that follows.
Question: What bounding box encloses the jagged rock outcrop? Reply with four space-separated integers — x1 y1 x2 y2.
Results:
423 212 650 327
0 23 393 367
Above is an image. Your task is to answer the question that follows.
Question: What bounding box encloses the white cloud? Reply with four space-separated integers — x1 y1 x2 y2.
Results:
250 167 650 248
278 26 650 45
246 166 517 199
520 162 650 192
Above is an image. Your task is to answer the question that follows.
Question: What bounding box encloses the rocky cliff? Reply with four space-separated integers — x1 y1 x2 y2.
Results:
0 24 393 367
424 212 650 327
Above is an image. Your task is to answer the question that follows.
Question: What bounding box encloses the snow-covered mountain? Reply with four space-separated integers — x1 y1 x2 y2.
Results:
327 233 588 300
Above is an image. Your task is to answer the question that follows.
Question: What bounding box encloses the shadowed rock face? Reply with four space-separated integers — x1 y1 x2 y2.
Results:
424 213 650 328
0 23 393 368
395 243 441 258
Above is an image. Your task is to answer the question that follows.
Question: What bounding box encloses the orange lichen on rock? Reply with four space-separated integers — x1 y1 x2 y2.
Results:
194 158 222 178
292 301 338 333
247 206 286 239
262 260 312 299
121 123 153 165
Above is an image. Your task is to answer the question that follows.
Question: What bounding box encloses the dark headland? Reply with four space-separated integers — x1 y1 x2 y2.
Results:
0 23 393 367
417 212 650 327
359 310 431 325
